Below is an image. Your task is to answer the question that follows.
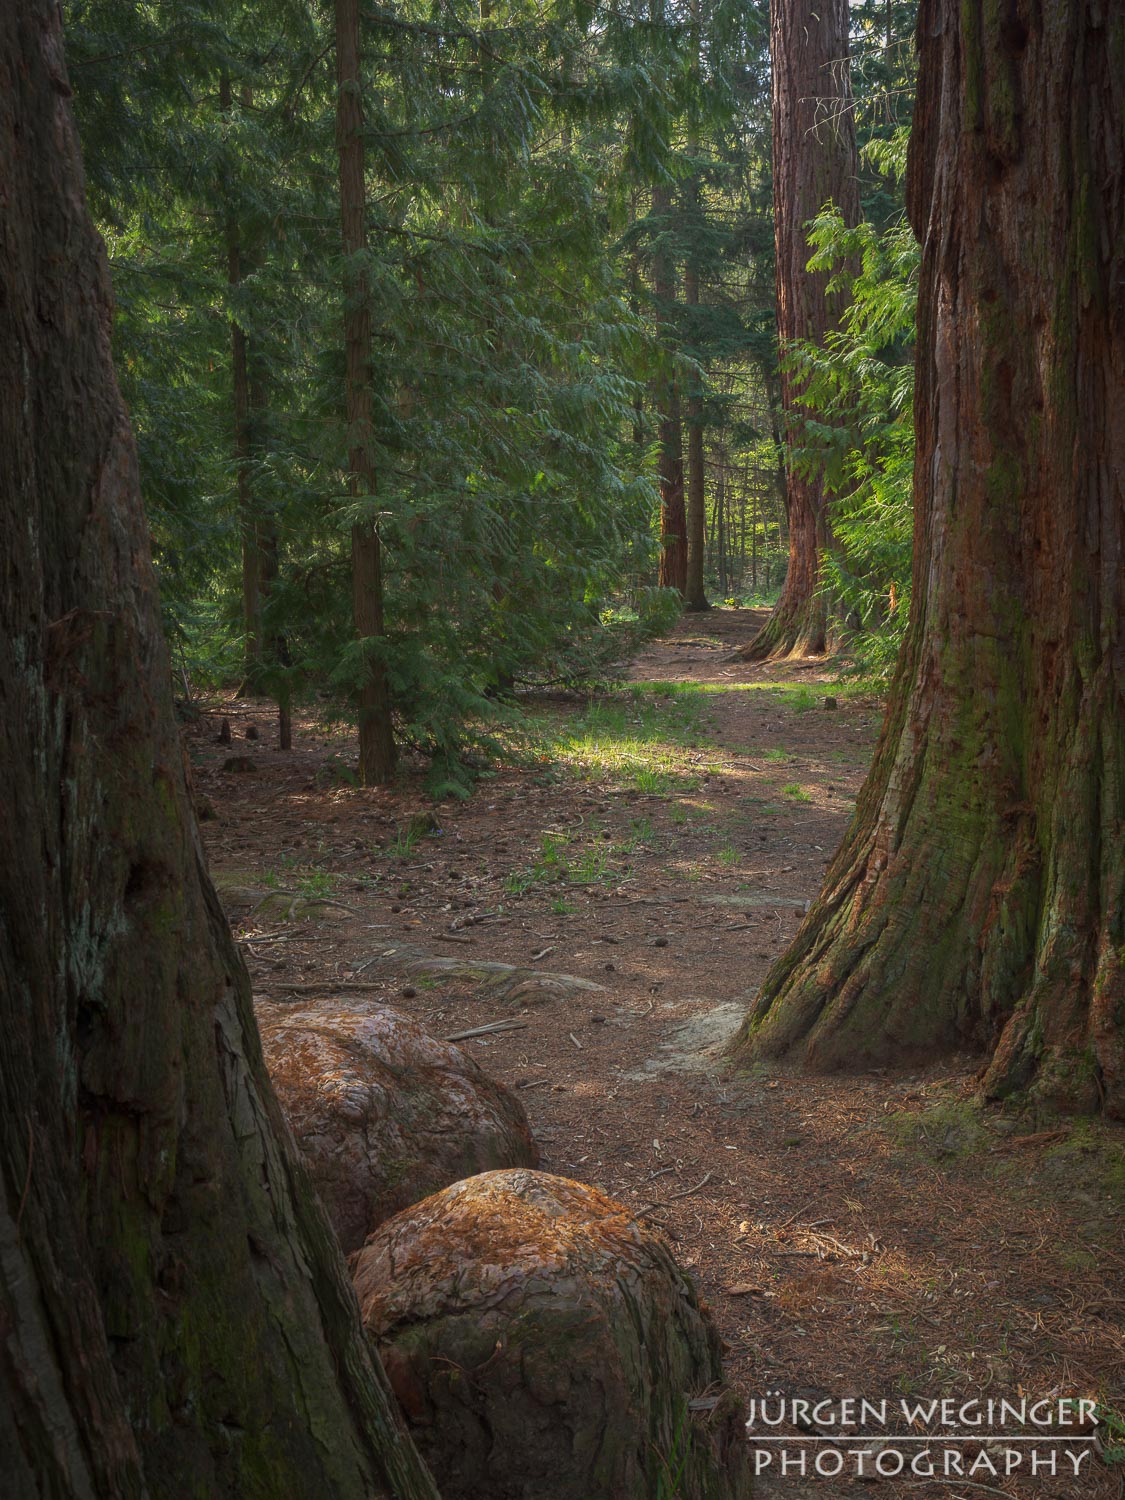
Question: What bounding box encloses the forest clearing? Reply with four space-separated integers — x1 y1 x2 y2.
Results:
189 607 1125 1500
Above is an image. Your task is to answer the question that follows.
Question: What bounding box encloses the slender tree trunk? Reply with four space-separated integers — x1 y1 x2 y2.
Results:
683 253 709 612
221 75 261 678
730 0 1125 1118
737 0 860 660
336 0 395 784
0 7 440 1494
652 182 687 596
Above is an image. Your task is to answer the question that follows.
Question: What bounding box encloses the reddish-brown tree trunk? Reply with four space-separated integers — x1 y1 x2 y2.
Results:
0 7 439 1494
683 231 709 612
336 0 395 785
738 0 860 659
730 0 1125 1117
652 183 687 596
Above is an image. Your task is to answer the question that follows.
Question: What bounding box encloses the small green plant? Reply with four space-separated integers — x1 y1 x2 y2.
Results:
783 783 812 802
383 826 422 860
669 804 688 827
297 870 334 898
765 748 788 763
1095 1404 1125 1465
717 845 739 867
653 1402 695 1500
568 845 610 885
538 831 570 868
315 755 359 788
550 896 576 915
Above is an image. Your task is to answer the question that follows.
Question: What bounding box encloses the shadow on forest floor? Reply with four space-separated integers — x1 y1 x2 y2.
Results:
188 606 1125 1500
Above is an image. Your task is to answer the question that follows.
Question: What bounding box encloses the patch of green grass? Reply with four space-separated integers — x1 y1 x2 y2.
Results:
765 748 789 763
550 897 576 915
524 689 712 796
717 846 739 867
627 817 657 846
783 783 813 802
568 845 610 886
668 804 688 827
537 831 570 868
297 870 335 898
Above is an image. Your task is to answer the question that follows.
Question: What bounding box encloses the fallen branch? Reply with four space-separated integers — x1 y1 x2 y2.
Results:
444 1020 528 1043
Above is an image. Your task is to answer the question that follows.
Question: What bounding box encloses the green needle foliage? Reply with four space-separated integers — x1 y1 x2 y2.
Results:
786 130 919 682
63 0 789 783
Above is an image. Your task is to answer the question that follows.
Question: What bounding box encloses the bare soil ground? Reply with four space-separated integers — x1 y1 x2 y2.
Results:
187 607 1124 1500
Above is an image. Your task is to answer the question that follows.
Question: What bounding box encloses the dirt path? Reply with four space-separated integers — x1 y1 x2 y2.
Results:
190 608 1123 1499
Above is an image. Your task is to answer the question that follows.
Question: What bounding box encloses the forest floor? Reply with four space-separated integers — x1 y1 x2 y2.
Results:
188 607 1124 1500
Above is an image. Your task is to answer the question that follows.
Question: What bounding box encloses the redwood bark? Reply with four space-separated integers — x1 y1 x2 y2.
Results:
0 6 438 1493
730 0 1125 1117
336 0 396 784
738 0 859 659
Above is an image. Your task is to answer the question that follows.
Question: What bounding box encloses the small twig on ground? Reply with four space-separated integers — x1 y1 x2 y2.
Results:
568 1031 584 1050
644 1166 676 1183
259 981 387 995
635 1170 714 1215
444 1020 528 1042
778 1199 818 1229
436 932 475 945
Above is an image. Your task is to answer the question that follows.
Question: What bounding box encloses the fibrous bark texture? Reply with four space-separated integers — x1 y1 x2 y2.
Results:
738 0 859 660
259 1003 539 1253
731 0 1125 1117
0 8 437 1496
353 1170 751 1500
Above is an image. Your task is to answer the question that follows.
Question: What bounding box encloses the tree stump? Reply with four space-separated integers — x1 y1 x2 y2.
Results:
259 1005 538 1252
352 1169 752 1500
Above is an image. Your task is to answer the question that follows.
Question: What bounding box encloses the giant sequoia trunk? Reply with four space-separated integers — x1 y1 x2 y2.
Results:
0 8 438 1494
730 0 1125 1116
738 0 859 660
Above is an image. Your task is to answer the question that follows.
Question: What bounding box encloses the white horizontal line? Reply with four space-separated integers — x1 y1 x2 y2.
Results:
745 1436 1097 1443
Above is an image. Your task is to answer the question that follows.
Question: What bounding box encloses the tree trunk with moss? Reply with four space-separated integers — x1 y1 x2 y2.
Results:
738 0 859 660
0 7 439 1494
729 0 1125 1117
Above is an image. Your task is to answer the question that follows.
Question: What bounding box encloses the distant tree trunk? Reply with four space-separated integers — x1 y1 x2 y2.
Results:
221 74 261 678
0 6 440 1495
737 0 859 660
652 183 687 596
729 0 1125 1118
336 0 395 784
683 244 709 612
